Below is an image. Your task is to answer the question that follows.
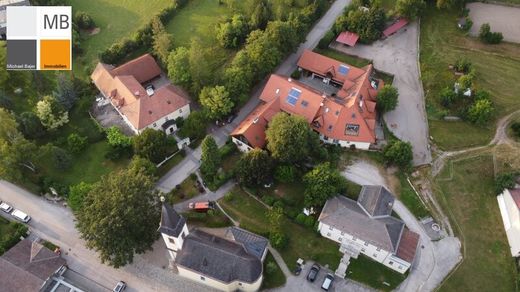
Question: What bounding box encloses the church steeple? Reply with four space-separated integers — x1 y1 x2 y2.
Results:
158 196 189 260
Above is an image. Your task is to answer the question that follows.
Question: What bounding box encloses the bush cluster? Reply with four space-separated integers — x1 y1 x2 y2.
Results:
479 23 503 44
0 221 28 256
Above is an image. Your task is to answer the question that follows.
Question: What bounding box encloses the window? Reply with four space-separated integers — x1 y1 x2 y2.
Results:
327 233 331 237
286 88 302 105
181 232 186 240
238 283 243 286
361 248 366 252
352 237 357 241
301 100 309 107
376 247 381 251
340 231 344 236
373 254 377 258
364 242 369 246
398 266 403 270
165 117 169 121
333 139 339 144
389 261 394 266
153 123 157 127
168 238 175 244
327 125 333 131
345 124 360 136
338 237 342 242
329 226 333 231
200 276 205 281
179 108 183 113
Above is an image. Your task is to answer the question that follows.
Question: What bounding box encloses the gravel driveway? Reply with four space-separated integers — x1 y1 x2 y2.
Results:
330 21 432 166
342 160 461 292
468 2 520 43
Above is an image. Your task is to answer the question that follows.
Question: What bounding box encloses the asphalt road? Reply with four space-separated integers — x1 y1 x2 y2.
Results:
0 180 213 292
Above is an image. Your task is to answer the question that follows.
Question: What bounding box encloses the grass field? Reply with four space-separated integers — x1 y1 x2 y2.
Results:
262 252 287 289
70 0 172 76
167 175 202 204
434 154 516 291
420 6 520 150
348 255 407 291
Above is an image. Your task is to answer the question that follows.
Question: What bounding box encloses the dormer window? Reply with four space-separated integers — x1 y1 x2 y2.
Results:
328 125 333 131
345 124 360 136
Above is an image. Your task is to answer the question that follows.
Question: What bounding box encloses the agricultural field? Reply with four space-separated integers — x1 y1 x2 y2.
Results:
433 154 516 291
420 6 520 150
70 0 172 76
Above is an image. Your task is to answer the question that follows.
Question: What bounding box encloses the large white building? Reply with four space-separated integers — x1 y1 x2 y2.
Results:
318 186 419 276
497 187 520 257
158 202 267 292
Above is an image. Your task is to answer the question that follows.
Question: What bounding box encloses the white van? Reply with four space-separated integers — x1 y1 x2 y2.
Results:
321 273 334 291
11 209 31 223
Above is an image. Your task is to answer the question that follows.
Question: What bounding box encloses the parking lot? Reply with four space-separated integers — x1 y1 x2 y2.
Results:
268 261 375 292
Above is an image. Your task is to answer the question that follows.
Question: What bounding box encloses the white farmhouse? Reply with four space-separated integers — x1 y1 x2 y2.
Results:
497 187 520 257
318 186 420 276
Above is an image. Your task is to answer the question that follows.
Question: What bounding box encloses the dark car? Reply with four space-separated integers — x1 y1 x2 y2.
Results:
307 264 320 282
294 265 303 276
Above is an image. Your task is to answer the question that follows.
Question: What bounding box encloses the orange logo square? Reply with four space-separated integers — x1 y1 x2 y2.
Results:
40 39 71 70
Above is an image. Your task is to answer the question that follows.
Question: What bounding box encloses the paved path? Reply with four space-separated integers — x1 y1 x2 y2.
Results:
156 0 352 193
468 2 520 44
342 161 461 292
330 21 432 166
0 180 214 292
267 244 292 278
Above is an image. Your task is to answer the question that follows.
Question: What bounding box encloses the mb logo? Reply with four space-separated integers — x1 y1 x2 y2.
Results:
43 14 70 30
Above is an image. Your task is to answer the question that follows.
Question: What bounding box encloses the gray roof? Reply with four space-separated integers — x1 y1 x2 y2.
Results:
158 203 186 237
0 239 65 292
318 196 404 252
228 227 268 259
358 185 395 217
176 229 263 284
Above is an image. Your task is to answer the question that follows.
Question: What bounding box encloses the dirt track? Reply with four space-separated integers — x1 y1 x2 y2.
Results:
468 2 520 43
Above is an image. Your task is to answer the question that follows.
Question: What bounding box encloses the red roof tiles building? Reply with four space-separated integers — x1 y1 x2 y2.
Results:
336 31 360 47
91 54 191 134
232 50 383 152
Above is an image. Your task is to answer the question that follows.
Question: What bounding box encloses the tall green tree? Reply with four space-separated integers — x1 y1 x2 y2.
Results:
235 149 273 186
178 110 208 140
68 182 93 212
199 86 234 119
132 129 172 163
36 95 69 130
216 14 250 49
249 0 272 30
17 111 45 139
76 167 160 267
303 162 345 208
167 47 191 89
395 0 425 20
200 135 220 181
265 113 313 164
151 17 173 64
54 72 77 110
376 85 399 113
383 139 413 169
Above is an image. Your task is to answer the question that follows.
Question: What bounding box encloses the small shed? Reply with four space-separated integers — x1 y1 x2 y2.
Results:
336 31 360 47
383 18 409 38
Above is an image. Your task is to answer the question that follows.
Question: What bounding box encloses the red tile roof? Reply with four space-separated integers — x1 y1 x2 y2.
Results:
91 54 190 131
336 31 360 47
383 18 409 37
232 50 383 149
396 229 420 263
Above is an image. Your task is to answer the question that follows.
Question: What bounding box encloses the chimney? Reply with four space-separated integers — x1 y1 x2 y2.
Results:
134 91 140 96
322 93 326 98
253 117 259 124
325 107 330 113
275 88 280 95
288 77 292 82
320 102 324 107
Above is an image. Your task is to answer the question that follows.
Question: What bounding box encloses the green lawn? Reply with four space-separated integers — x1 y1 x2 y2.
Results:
397 173 429 218
420 6 520 150
348 255 407 291
219 187 341 270
434 155 516 291
262 252 287 289
257 182 306 210
70 0 172 77
181 209 232 228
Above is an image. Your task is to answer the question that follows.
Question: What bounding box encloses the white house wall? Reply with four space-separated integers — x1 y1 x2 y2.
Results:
232 137 253 153
177 266 263 292
319 135 371 150
140 103 191 133
161 224 189 261
498 190 520 256
318 221 411 274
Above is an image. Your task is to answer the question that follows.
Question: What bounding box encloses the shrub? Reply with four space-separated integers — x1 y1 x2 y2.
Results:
273 200 284 209
74 11 95 29
383 139 413 170
290 69 301 80
440 87 458 108
67 133 88 154
274 165 296 183
454 58 472 74
511 122 520 138
285 207 299 219
269 231 288 249
467 99 494 126
262 195 276 206
318 30 335 49
295 213 306 225
304 216 315 228
51 146 72 170
461 17 473 32
376 85 399 113
479 23 503 44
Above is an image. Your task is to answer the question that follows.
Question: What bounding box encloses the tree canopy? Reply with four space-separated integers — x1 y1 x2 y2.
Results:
395 0 425 20
216 14 250 49
235 149 273 186
200 135 221 181
376 85 399 113
167 47 191 89
132 129 173 163
303 162 346 208
76 167 160 268
199 86 234 119
265 112 315 164
35 95 69 130
383 139 413 169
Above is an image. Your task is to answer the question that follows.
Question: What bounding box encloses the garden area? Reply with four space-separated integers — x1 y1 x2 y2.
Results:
262 252 286 289
0 217 28 256
420 5 520 150
433 154 516 291
166 173 204 205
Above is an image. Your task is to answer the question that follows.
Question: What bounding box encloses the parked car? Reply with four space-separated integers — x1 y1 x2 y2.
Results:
294 265 303 275
307 264 320 282
11 209 31 223
145 84 155 96
321 273 334 291
0 202 13 213
113 281 126 292
188 201 215 213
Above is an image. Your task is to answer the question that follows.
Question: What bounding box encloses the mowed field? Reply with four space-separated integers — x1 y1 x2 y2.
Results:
420 6 520 150
70 0 172 76
434 154 517 292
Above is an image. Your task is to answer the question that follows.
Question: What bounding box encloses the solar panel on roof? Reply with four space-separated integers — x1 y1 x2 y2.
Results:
286 88 301 106
339 65 350 75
